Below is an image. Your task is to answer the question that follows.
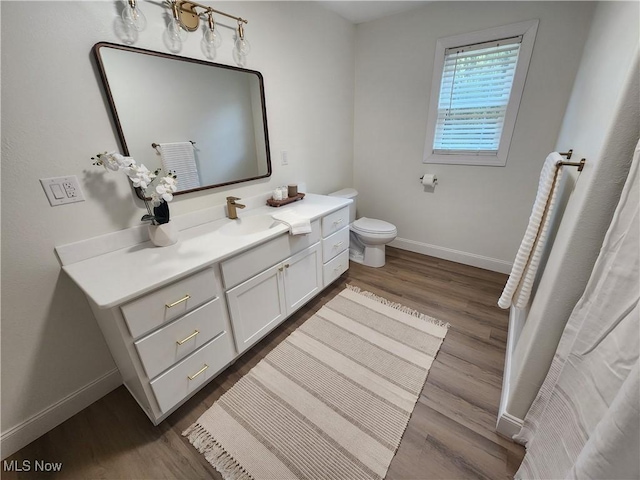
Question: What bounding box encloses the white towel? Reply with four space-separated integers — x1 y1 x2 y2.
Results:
498 152 564 309
272 210 312 235
158 142 200 190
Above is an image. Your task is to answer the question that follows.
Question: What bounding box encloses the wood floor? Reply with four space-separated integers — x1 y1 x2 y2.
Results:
4 247 524 479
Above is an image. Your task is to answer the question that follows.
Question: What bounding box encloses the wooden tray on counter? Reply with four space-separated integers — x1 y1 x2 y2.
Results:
266 193 305 207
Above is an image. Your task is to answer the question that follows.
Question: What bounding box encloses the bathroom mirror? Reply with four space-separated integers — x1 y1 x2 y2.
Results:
93 42 271 197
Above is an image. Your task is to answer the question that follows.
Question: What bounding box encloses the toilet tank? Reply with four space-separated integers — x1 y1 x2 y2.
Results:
328 188 357 224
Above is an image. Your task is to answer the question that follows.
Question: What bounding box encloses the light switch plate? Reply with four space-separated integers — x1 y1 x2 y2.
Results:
40 175 85 206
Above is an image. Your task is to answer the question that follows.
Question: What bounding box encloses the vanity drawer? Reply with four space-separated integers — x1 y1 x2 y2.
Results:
221 220 320 289
134 298 230 380
322 226 349 263
322 207 349 238
323 249 349 287
150 331 235 414
122 268 218 339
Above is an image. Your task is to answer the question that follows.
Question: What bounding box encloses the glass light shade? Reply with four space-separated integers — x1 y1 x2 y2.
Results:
114 16 139 45
201 27 221 60
233 51 247 67
203 27 222 48
164 18 186 53
121 3 147 32
234 37 251 56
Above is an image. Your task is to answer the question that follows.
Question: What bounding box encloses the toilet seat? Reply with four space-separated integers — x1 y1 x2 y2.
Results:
327 188 396 268
352 217 397 235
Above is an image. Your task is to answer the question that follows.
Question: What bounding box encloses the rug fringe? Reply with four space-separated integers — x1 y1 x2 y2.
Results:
345 284 450 329
183 424 254 480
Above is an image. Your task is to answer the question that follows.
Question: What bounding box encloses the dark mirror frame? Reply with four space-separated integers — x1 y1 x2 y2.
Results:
92 42 272 200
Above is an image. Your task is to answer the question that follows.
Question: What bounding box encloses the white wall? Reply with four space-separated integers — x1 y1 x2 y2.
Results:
353 1 595 272
1 0 354 454
507 0 640 420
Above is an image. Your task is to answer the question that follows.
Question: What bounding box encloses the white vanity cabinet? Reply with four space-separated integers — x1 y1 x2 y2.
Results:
321 206 350 286
60 193 353 426
223 222 323 354
87 265 237 424
226 263 287 354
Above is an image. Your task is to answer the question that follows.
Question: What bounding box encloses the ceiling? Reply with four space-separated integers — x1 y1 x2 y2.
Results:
317 1 432 24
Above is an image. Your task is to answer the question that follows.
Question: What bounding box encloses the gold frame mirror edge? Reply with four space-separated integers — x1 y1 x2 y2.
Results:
92 41 272 201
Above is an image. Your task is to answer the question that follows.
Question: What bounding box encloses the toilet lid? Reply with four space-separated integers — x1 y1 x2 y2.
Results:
352 217 397 234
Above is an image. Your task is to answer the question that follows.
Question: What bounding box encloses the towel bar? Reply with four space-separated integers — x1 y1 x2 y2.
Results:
557 158 586 172
151 140 196 151
557 149 585 171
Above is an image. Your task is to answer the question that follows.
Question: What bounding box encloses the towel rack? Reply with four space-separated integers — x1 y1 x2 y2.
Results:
557 149 586 172
151 140 196 151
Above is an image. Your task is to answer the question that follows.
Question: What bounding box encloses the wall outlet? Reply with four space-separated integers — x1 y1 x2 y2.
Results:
281 150 289 166
62 181 77 198
40 176 85 206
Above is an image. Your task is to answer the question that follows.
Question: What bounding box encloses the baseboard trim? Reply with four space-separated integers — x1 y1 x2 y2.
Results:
390 238 513 274
1 369 122 459
496 411 525 441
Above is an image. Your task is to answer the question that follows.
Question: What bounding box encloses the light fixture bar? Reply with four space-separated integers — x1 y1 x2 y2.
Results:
162 0 251 64
177 0 248 25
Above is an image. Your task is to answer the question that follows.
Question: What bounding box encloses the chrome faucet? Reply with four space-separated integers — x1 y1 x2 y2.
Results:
226 196 245 219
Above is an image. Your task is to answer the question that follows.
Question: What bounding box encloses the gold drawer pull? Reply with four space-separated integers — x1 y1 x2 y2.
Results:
166 294 191 308
333 218 343 226
334 241 344 249
176 330 199 345
334 264 343 272
188 364 209 380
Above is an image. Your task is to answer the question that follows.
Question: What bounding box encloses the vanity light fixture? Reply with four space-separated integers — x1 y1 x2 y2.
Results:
233 19 251 66
201 11 222 59
164 1 188 53
163 0 249 64
122 0 147 31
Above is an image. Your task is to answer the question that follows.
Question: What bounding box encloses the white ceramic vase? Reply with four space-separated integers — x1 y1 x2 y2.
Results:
148 222 178 247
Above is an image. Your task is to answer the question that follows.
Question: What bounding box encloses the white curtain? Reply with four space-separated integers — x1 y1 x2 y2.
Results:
514 140 640 479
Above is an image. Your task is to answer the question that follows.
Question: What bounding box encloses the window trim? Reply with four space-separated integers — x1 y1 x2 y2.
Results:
423 20 539 167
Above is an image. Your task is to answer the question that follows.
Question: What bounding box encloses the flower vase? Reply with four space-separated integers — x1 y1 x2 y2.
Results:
148 222 178 247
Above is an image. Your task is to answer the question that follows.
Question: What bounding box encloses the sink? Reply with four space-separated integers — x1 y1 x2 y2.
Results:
219 214 280 237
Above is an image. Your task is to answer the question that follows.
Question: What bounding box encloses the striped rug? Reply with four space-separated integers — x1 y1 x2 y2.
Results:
184 285 449 480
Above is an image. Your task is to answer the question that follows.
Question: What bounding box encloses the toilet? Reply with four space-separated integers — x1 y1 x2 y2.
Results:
329 188 397 268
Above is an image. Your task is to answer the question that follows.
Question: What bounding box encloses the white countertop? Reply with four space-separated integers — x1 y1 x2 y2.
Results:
60 194 351 309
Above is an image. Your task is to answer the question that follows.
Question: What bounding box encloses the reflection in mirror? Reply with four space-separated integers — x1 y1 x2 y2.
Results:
93 42 271 197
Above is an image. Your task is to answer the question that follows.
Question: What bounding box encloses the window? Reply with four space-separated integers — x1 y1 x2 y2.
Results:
423 20 538 166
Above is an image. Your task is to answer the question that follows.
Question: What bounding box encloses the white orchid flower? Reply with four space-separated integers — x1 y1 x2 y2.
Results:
97 151 136 172
163 175 178 192
127 164 155 189
100 151 121 171
155 175 178 202
92 151 177 226
156 189 173 203
113 153 136 169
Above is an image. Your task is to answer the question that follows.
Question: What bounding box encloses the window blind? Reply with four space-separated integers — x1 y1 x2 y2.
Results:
433 36 522 155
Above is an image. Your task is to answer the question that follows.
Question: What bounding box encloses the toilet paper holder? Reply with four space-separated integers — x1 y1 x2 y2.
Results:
419 174 438 186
